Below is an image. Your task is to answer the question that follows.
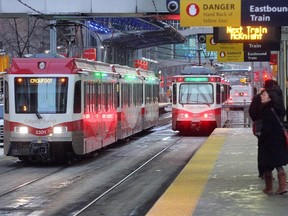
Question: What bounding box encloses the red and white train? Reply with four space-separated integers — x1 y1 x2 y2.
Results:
3 56 159 162
171 66 230 135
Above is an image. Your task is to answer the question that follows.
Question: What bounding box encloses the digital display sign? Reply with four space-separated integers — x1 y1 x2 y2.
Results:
213 26 280 43
29 78 53 84
184 77 209 82
16 77 67 85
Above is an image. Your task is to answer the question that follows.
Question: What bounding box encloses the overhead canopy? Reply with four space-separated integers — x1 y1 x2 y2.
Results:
88 17 186 50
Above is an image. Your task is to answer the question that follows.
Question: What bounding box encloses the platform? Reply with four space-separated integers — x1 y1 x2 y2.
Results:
147 128 288 216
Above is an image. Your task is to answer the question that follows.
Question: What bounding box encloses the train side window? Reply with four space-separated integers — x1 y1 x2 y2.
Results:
121 83 131 107
132 83 136 106
153 84 159 103
96 83 101 111
74 81 81 113
128 83 132 107
141 83 144 105
4 81 9 113
115 83 119 108
145 83 152 104
216 84 221 104
121 83 126 107
172 83 177 104
104 83 108 111
145 84 148 104
103 83 113 111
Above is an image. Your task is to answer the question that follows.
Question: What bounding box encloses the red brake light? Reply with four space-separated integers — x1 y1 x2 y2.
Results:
175 77 184 82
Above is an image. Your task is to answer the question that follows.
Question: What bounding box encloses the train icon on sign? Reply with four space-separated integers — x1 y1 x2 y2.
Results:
186 3 200 17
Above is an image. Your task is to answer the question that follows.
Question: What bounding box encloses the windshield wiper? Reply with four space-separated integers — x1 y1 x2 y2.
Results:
24 93 42 119
36 112 42 119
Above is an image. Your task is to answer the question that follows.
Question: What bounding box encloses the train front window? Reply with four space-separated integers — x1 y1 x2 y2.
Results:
179 83 213 104
14 77 68 114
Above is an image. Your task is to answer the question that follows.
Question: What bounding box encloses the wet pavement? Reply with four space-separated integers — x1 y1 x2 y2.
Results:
148 128 288 216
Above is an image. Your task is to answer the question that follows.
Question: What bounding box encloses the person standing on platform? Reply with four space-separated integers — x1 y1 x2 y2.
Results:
258 89 288 195
249 90 265 178
249 79 284 179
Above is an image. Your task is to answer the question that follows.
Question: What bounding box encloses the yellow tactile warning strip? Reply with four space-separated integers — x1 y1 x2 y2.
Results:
146 133 226 216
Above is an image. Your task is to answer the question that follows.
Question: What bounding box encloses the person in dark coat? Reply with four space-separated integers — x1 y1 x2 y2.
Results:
249 92 265 178
258 89 288 195
249 79 285 179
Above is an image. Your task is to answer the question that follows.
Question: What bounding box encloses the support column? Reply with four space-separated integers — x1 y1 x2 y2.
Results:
49 20 57 54
279 39 287 112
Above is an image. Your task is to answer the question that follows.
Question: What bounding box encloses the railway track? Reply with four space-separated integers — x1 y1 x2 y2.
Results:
0 166 67 197
0 111 248 215
0 121 205 216
72 135 183 216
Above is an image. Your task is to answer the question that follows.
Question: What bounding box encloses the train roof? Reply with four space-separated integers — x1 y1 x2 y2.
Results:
7 57 79 74
181 66 217 75
6 57 157 79
217 68 251 73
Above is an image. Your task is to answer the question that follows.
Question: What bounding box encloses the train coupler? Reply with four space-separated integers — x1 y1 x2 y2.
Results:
191 122 200 131
30 140 50 161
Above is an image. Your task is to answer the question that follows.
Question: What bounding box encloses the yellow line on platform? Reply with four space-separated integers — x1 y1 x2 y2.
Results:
146 134 226 216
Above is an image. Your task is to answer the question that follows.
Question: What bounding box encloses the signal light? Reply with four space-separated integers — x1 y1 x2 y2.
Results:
175 77 184 82
208 77 221 82
60 78 66 83
17 78 23 83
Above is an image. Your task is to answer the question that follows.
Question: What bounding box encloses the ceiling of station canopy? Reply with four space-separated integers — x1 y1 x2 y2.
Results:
87 17 186 50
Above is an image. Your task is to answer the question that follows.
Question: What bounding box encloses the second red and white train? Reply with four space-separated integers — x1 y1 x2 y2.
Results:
171 66 230 135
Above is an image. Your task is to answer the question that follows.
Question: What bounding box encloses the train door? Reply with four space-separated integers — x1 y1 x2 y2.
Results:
171 82 177 130
83 80 103 153
101 82 117 147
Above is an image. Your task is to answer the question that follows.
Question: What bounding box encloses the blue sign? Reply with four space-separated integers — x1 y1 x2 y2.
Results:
244 51 271 62
241 0 288 26
243 42 280 51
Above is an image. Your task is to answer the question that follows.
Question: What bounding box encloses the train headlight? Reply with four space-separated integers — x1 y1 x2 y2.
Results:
203 113 215 120
15 126 28 134
178 113 189 119
53 126 67 134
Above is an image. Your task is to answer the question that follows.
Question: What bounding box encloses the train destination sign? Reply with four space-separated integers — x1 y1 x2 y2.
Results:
181 0 288 27
243 42 280 51
244 51 271 62
241 0 288 26
206 34 280 52
213 26 280 43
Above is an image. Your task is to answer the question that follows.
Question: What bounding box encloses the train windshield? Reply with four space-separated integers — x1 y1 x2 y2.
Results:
14 77 68 114
179 83 213 104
